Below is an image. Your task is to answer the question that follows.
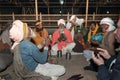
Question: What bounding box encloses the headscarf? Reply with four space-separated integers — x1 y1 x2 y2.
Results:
70 15 84 26
35 21 42 27
9 20 35 50
58 19 66 26
100 17 116 31
70 15 76 21
75 18 84 26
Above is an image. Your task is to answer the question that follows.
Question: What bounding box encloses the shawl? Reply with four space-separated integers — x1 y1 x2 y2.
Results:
87 24 99 43
13 44 51 80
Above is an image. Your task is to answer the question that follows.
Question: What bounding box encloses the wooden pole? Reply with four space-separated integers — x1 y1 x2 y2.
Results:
35 0 38 20
67 12 70 22
96 2 98 14
12 12 15 21
72 7 73 14
39 12 42 21
93 12 95 21
85 0 89 27
48 6 50 14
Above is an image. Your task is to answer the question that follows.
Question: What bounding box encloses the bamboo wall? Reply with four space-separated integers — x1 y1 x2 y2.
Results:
0 13 119 28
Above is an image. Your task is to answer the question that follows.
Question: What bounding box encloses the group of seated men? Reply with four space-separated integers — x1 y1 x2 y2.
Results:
0 15 120 80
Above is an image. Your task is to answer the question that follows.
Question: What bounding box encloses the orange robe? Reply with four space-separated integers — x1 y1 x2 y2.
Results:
52 29 73 50
32 28 48 46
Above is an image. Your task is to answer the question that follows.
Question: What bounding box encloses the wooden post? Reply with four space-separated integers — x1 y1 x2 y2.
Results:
85 0 89 28
39 12 42 21
67 12 70 22
35 0 38 20
93 12 95 21
12 12 15 21
72 7 73 14
22 7 25 14
96 6 98 14
48 6 50 14
96 2 98 14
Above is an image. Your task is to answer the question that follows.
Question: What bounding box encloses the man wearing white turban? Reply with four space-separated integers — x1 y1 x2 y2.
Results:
66 15 86 53
51 19 75 55
100 17 116 56
100 17 116 32
9 20 65 80
66 15 85 40
92 18 120 80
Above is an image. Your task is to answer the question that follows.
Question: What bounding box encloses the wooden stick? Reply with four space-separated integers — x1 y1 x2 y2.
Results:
85 0 89 27
12 12 15 21
35 0 38 20
67 12 70 22
39 12 42 21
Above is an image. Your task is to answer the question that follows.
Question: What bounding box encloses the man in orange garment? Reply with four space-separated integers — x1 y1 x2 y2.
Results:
51 19 75 55
32 20 50 51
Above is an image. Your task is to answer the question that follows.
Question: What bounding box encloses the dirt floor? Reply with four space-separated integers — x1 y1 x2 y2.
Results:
0 53 97 80
58 53 97 80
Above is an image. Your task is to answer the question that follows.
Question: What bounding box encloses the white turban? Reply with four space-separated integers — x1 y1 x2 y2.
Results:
9 20 35 49
75 18 84 26
57 19 65 26
9 20 24 50
100 17 116 31
70 15 76 21
70 15 84 26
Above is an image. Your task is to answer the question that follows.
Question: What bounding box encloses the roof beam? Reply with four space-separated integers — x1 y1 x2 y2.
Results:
0 2 119 5
0 5 119 8
42 0 49 7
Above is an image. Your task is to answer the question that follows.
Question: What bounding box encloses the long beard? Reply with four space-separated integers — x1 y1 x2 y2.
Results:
59 28 64 33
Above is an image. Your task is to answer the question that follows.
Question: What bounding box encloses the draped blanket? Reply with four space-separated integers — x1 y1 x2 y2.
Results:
13 44 51 80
